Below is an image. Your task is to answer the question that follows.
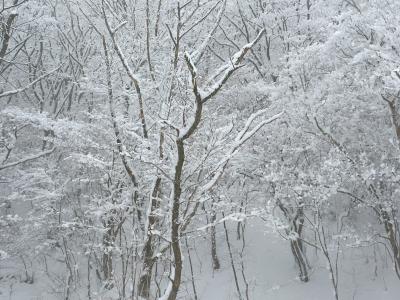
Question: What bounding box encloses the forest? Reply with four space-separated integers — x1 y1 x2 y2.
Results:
1 0 400 299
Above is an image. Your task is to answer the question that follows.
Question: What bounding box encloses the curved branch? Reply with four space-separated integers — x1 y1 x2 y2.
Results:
0 147 55 171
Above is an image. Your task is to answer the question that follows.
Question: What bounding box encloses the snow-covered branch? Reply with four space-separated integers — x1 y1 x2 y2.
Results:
202 28 266 103
179 52 203 140
191 0 226 65
181 109 283 232
0 66 61 99
102 4 148 138
0 147 55 171
201 110 283 193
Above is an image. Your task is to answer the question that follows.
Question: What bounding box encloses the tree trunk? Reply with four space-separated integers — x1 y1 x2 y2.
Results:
290 238 309 282
138 177 162 298
102 226 114 285
168 140 185 300
210 207 220 270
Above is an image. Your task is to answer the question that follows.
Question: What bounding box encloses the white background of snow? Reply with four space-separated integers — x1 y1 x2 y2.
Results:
1 218 399 299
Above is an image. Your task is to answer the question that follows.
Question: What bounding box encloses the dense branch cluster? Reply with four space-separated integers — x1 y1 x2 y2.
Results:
1 1 400 299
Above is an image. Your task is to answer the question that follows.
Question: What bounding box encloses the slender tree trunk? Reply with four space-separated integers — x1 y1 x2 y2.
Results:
185 237 198 300
210 207 220 270
381 209 400 280
138 177 162 298
290 238 309 282
168 140 185 300
102 225 114 284
222 213 243 300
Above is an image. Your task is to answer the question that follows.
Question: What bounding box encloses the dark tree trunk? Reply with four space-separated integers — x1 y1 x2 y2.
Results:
210 208 220 270
138 177 162 298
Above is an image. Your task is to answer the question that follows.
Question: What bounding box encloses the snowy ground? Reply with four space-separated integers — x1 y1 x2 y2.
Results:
189 219 400 300
1 219 399 299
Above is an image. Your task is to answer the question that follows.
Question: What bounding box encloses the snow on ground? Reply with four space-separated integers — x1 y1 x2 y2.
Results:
191 219 400 300
1 219 399 299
